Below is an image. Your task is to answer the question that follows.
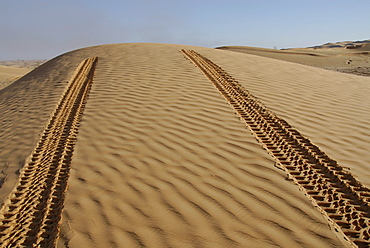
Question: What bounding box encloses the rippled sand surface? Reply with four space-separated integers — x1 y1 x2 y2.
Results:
2 43 369 247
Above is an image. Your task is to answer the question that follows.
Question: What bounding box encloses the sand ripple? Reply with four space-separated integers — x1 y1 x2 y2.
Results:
202 49 370 189
57 44 344 247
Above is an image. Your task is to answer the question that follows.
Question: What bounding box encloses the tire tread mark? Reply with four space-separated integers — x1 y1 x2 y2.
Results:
181 49 370 248
0 57 98 247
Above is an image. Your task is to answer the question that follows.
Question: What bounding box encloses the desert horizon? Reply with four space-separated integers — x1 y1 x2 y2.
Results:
0 40 369 247
1 39 369 90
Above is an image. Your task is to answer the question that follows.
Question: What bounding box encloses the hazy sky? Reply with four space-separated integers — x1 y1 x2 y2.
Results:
1 0 369 60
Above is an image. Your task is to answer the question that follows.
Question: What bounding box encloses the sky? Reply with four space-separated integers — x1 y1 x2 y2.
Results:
1 0 369 60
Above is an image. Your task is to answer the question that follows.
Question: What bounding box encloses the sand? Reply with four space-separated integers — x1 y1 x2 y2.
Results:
0 43 369 247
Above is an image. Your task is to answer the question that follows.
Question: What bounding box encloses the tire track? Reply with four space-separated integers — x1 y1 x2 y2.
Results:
181 49 370 248
0 57 98 247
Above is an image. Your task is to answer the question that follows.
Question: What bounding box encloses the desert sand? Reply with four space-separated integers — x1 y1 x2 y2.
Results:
0 43 369 247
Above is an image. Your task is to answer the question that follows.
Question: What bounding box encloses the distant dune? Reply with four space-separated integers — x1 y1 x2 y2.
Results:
0 60 46 69
0 43 369 247
0 60 46 89
217 39 370 76
311 39 370 49
0 66 32 89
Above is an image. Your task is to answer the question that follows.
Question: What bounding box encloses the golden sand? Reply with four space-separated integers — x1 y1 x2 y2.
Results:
0 43 369 247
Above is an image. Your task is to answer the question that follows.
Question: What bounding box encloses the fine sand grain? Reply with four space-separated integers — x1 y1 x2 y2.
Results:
0 43 369 247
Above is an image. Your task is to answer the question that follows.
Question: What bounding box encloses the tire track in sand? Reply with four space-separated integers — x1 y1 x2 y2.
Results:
181 49 370 248
0 57 98 247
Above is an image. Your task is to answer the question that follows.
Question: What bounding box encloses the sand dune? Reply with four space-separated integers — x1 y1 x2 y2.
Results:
356 43 370 51
313 39 370 49
0 43 369 247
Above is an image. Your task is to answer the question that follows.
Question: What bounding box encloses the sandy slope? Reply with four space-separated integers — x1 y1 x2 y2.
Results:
200 49 370 189
1 43 369 247
0 54 82 202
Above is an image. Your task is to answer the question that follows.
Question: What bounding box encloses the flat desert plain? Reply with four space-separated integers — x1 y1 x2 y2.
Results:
0 43 369 247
